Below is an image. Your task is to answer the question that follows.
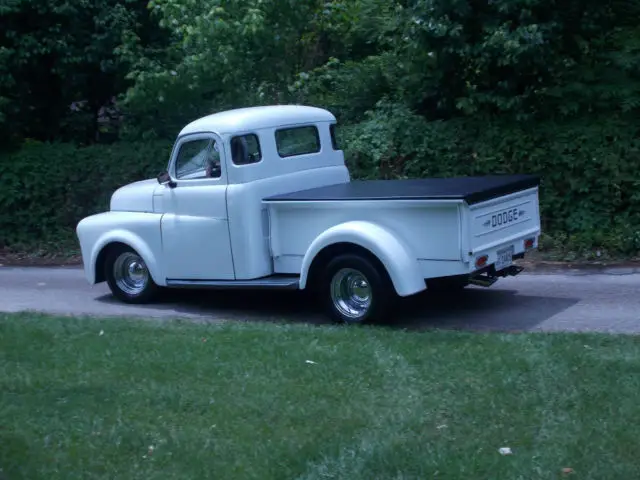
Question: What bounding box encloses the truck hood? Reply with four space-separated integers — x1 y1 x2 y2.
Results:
110 179 160 213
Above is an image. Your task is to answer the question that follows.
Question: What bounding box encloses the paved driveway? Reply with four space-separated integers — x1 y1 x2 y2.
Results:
1 266 639 333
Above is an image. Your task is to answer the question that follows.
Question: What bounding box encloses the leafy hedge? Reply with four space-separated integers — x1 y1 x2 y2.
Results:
340 105 640 257
0 140 172 249
2 109 640 258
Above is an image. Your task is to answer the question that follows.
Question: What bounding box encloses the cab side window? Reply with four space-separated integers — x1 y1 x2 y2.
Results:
175 138 221 179
231 134 262 165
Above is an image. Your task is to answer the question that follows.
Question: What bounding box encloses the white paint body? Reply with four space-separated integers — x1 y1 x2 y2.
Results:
76 105 541 297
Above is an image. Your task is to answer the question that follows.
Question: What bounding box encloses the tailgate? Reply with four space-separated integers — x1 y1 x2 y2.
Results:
467 186 541 254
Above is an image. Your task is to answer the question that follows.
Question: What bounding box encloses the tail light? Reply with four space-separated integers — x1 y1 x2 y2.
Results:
524 237 535 250
475 255 488 269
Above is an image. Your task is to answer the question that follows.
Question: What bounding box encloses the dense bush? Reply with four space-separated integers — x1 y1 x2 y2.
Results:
340 103 640 256
0 140 172 249
2 109 639 258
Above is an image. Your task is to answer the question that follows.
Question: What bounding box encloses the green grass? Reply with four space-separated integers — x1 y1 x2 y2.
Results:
1 313 640 479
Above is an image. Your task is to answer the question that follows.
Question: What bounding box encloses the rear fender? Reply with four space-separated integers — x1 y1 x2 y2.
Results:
299 221 425 297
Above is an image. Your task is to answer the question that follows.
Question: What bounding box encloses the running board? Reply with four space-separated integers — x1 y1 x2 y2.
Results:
166 275 300 290
469 265 524 288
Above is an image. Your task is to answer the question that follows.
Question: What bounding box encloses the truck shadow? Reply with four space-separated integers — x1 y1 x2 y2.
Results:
385 287 579 332
96 284 579 332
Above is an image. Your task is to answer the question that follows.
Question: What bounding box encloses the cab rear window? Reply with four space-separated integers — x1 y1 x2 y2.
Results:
275 126 320 157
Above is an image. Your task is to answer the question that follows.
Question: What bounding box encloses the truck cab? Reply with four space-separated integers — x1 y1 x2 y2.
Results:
76 105 541 324
155 106 349 283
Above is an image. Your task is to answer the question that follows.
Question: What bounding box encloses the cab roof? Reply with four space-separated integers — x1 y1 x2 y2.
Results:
178 105 336 137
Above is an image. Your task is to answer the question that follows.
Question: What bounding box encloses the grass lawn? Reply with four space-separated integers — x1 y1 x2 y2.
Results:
1 313 639 479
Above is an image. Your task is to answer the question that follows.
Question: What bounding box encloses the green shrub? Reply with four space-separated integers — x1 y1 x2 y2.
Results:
0 140 173 249
2 107 640 259
341 102 640 256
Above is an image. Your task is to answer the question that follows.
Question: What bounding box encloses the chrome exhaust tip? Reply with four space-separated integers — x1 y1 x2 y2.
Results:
498 265 525 277
469 265 524 287
469 274 498 287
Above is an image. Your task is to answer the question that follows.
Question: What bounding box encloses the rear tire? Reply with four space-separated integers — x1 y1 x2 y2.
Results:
319 252 394 325
104 245 159 304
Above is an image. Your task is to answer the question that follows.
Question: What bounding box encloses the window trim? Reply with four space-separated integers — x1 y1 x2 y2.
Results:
274 124 321 158
229 132 263 166
169 132 225 183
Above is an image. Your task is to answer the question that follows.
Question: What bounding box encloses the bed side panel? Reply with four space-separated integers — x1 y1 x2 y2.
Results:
268 201 463 274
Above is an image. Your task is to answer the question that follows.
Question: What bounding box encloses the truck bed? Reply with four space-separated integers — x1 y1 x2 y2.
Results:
264 174 540 205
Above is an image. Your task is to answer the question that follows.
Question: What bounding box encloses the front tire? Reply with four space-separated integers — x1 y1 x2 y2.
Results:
104 245 159 304
320 253 394 325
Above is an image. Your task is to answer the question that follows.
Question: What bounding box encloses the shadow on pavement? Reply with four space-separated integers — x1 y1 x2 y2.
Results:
387 287 579 332
95 283 579 332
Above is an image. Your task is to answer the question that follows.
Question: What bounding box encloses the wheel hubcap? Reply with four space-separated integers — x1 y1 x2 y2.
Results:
330 268 372 321
113 252 149 296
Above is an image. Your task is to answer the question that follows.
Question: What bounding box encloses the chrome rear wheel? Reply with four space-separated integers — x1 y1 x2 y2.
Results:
330 267 372 320
321 252 394 324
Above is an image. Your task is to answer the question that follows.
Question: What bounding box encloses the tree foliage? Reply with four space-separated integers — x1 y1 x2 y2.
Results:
393 0 640 120
0 0 168 146
115 0 640 130
117 0 390 138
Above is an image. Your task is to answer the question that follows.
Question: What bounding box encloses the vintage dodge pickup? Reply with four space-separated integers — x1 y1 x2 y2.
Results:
76 105 541 324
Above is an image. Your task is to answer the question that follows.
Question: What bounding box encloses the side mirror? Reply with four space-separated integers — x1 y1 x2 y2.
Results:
157 171 177 188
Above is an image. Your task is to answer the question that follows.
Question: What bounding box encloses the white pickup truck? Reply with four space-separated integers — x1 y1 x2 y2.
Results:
76 105 541 324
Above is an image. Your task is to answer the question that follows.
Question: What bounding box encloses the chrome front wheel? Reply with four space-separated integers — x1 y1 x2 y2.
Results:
330 268 372 321
105 245 159 304
113 251 150 296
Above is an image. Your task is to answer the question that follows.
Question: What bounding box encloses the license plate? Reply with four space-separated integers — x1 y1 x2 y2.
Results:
495 246 514 271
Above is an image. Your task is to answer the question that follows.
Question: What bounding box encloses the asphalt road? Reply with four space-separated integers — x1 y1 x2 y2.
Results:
1 266 639 333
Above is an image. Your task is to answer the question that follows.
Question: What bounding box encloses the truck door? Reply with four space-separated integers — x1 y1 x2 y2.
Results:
159 132 235 280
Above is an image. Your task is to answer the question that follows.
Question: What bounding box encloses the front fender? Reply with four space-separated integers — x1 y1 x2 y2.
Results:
299 221 426 297
76 212 164 285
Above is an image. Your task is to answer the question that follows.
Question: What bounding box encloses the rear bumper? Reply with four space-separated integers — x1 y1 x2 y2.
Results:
468 232 539 274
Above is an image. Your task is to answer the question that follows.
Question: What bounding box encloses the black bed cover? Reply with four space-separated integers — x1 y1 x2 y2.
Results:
264 174 540 205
